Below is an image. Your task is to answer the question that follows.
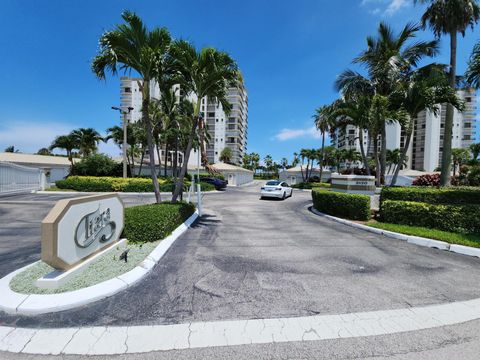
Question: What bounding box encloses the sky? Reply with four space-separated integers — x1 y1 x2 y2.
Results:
0 0 479 164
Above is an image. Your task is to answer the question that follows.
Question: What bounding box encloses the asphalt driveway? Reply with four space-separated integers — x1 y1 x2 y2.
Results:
1 183 480 329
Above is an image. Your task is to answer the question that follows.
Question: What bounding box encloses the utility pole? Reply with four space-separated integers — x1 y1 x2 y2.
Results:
111 106 134 178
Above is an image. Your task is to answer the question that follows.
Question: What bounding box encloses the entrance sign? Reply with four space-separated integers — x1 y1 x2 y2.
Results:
331 174 376 195
41 193 124 270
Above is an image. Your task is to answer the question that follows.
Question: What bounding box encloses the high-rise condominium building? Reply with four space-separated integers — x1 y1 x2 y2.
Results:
119 77 248 166
331 88 477 172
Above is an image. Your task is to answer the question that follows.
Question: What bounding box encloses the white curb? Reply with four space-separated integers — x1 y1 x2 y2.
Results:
309 207 480 258
0 210 199 316
1 297 480 355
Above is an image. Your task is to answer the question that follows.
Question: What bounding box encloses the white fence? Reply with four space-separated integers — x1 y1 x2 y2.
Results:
0 162 45 195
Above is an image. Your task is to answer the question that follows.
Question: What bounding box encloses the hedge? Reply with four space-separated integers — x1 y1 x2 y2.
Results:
56 176 215 192
312 189 371 221
124 202 195 243
380 186 480 206
292 182 330 189
380 200 480 234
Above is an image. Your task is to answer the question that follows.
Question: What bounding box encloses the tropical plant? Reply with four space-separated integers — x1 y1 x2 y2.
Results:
36 148 52 156
280 157 289 169
4 145 19 153
388 64 463 185
70 128 103 158
49 134 78 166
470 142 480 160
169 40 239 202
220 147 233 163
263 154 273 176
452 148 471 176
92 10 171 203
313 105 335 181
336 22 438 185
105 123 137 174
416 0 480 185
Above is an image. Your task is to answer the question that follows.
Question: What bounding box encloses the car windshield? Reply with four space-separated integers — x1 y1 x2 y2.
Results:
266 181 281 186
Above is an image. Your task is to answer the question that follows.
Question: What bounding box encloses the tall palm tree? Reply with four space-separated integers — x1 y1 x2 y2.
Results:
416 0 480 185
330 97 372 174
466 41 480 87
70 128 103 158
313 105 335 181
280 157 289 169
389 64 462 185
105 124 136 174
250 152 260 175
49 134 78 167
169 40 239 202
92 10 171 203
337 22 438 183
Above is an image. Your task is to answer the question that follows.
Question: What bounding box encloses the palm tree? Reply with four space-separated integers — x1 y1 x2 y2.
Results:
313 105 335 182
220 147 233 163
466 41 480 87
280 157 288 169
330 97 372 174
169 40 239 202
70 128 103 158
36 148 51 156
337 22 438 184
242 153 251 169
105 124 136 174
389 64 463 185
49 134 78 167
264 154 273 177
452 148 471 176
92 10 171 203
250 152 260 175
470 142 480 160
4 146 19 153
416 0 480 185
292 152 300 167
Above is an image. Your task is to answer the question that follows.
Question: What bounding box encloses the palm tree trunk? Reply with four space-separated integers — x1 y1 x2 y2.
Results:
380 124 387 185
142 80 161 203
440 30 457 187
172 102 201 202
138 149 145 176
319 133 325 182
373 134 380 186
198 118 209 167
358 128 370 175
164 143 169 177
390 122 413 186
155 137 162 178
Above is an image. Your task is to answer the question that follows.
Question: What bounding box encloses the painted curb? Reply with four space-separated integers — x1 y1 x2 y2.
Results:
0 210 199 316
35 191 221 196
1 297 480 355
309 207 480 258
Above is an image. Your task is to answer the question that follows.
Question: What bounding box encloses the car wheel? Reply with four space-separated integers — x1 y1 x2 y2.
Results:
282 192 286 200
289 189 293 197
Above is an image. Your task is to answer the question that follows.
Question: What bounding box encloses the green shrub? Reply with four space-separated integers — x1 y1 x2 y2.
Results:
56 176 217 193
124 202 195 243
72 154 122 177
292 182 331 189
380 186 480 206
312 189 370 221
380 200 480 234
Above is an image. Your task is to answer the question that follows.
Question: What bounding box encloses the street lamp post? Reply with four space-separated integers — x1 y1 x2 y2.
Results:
111 106 134 178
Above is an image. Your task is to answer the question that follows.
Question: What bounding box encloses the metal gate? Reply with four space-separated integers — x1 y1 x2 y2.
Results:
0 162 44 195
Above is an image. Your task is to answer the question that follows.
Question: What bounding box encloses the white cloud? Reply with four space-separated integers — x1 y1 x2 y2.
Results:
273 126 321 141
360 0 408 16
385 0 408 15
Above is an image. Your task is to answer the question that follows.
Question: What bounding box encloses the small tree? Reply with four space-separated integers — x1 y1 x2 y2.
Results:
4 146 18 153
219 147 233 163
37 148 52 156
452 148 471 176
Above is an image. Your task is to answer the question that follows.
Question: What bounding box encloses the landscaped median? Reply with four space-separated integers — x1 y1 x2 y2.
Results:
0 201 197 314
310 186 480 256
55 176 215 192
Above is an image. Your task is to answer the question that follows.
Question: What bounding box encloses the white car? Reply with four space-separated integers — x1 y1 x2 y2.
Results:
260 180 293 200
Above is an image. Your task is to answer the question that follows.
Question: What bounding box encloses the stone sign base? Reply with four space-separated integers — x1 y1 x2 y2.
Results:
331 174 376 195
36 239 127 289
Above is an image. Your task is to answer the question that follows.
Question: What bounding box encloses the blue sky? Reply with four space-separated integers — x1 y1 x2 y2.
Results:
0 0 479 164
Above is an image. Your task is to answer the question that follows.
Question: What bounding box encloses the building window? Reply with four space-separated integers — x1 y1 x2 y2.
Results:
216 119 219 122
464 135 471 140
124 87 131 93
466 97 472 102
465 123 471 128
421 124 426 129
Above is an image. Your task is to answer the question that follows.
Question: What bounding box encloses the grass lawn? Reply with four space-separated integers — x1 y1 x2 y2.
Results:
366 221 480 248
